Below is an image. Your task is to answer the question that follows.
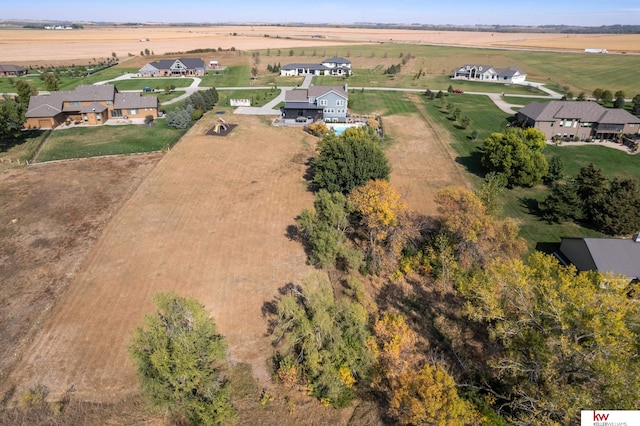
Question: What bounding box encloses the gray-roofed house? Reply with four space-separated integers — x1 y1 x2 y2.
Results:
517 100 640 141
559 235 640 282
139 58 206 77
0 64 28 77
282 84 348 122
452 64 526 83
280 57 352 77
321 57 352 76
25 84 158 129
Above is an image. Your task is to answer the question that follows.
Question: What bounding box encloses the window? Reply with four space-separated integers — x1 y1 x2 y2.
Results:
336 100 344 106
129 109 138 115
112 109 122 118
106 100 112 105
69 101 81 106
319 99 328 106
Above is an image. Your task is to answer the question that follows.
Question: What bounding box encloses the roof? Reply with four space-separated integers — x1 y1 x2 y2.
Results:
0 64 27 73
285 90 310 102
284 102 322 110
145 58 205 70
495 66 525 77
114 93 158 109
26 85 117 118
322 57 351 65
282 63 329 71
518 101 640 124
309 85 347 99
560 236 640 279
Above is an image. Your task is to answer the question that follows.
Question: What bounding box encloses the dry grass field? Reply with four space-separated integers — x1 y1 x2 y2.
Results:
1 106 465 423
2 25 639 64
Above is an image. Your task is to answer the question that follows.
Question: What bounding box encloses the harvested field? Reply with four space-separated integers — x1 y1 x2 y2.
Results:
5 114 318 403
2 25 639 64
0 153 162 389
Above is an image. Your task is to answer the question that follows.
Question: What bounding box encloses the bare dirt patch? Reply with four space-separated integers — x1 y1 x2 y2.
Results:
385 96 470 215
0 153 162 389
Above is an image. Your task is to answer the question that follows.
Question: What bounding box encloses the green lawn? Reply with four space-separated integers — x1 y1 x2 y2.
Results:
347 90 418 116
0 67 140 93
114 78 192 91
36 120 185 162
218 89 280 107
417 94 640 251
199 66 250 87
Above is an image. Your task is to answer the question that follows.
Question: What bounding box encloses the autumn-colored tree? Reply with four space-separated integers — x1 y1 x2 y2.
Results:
348 180 417 271
460 252 640 424
434 187 526 270
389 363 481 426
372 313 418 386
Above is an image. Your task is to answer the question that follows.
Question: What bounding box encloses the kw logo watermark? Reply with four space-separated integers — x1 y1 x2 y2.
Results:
581 410 640 426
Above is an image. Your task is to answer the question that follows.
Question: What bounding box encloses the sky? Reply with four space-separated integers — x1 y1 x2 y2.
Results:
5 0 640 26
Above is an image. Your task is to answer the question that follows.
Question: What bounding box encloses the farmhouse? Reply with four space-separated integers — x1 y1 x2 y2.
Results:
282 84 348 122
452 64 526 83
281 57 352 77
139 58 206 77
24 84 158 129
516 100 640 141
0 64 27 77
558 235 640 282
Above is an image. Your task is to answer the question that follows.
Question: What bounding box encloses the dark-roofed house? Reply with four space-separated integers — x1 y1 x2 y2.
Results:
281 57 352 77
282 84 348 122
453 64 526 83
559 235 640 281
139 58 206 77
24 84 158 129
0 64 28 77
517 100 640 141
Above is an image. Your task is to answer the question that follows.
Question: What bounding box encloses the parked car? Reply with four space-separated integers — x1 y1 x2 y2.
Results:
452 89 464 94
143 87 154 92
295 116 307 123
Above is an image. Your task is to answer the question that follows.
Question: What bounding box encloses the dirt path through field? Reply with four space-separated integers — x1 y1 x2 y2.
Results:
8 114 317 401
385 94 470 214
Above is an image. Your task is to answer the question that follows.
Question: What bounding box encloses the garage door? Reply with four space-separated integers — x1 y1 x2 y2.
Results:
38 119 51 129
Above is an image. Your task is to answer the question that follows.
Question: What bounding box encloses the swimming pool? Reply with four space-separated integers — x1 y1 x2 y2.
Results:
328 123 364 135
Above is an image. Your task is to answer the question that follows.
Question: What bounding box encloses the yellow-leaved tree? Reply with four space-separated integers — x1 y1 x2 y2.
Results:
348 180 418 271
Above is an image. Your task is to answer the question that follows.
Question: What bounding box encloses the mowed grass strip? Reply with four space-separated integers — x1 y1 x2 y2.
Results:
199 65 250 87
114 78 192 91
347 90 418 116
37 121 185 162
218 89 280 107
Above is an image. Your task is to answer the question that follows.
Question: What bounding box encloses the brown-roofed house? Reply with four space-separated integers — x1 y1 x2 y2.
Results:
517 100 640 141
24 84 158 129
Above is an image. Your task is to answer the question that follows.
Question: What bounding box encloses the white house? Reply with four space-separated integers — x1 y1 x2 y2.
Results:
453 64 526 83
281 57 352 77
